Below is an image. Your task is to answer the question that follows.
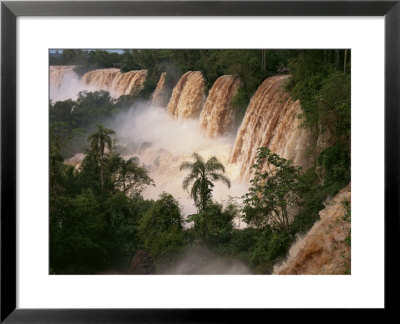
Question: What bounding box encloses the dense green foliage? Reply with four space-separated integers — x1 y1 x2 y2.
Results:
285 49 351 235
243 148 302 229
50 90 143 157
138 193 185 264
50 49 122 76
50 49 351 274
50 124 158 273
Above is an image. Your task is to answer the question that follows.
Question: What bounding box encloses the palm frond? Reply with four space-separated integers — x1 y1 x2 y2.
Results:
180 161 194 171
105 128 116 135
191 160 204 175
205 156 225 173
105 137 113 151
208 172 231 188
192 152 205 164
182 175 196 190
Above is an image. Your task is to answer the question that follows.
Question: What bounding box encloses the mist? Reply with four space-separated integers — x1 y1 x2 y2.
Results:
161 245 252 274
50 65 249 219
50 66 84 101
111 102 249 217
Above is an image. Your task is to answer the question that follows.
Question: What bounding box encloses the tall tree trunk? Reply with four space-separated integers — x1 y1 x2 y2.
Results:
50 156 57 215
264 50 266 72
100 160 104 195
344 49 348 73
335 50 340 70
201 171 207 238
261 50 266 72
100 141 105 195
262 50 264 72
122 172 126 193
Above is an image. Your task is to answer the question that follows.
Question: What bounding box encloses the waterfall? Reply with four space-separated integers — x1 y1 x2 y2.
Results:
53 69 316 217
200 75 240 138
50 65 77 88
81 68 147 97
167 71 205 119
152 72 169 107
231 75 312 180
50 65 83 101
116 106 248 217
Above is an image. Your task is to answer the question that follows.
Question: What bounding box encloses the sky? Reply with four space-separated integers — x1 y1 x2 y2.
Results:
49 49 124 54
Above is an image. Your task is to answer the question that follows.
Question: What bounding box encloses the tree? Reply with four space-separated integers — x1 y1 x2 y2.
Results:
243 148 302 229
193 200 238 245
138 193 185 263
49 121 83 213
104 192 143 267
50 192 108 274
87 124 115 193
87 123 115 160
180 153 231 213
114 156 154 197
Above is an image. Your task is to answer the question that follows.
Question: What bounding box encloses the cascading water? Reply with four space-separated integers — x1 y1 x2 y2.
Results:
200 75 240 138
50 65 76 88
152 72 169 107
50 65 83 102
230 75 312 180
81 68 147 97
50 66 147 101
52 70 314 220
167 71 205 119
81 68 119 91
114 106 247 217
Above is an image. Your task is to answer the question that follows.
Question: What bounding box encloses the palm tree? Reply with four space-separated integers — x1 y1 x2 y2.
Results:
180 153 231 213
87 124 115 193
87 124 115 160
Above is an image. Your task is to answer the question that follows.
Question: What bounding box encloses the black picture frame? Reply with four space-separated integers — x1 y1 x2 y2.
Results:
1 0 399 322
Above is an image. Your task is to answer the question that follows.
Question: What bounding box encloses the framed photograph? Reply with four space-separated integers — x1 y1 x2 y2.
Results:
1 0 398 321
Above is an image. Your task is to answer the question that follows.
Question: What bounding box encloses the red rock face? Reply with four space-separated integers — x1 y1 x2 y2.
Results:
274 184 351 275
